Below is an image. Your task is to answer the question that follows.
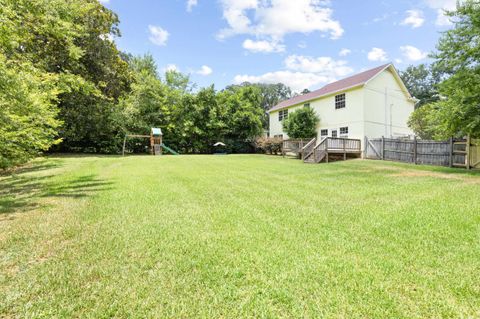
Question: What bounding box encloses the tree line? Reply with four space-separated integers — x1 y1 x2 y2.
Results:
0 0 292 169
1 0 479 169
400 1 480 141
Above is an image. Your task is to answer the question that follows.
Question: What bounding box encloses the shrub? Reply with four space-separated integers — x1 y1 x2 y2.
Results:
254 137 283 155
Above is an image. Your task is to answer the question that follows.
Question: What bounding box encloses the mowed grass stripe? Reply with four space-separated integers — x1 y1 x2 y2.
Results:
1 155 479 318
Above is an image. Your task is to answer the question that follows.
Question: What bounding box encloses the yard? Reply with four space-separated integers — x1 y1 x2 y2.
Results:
1 155 479 318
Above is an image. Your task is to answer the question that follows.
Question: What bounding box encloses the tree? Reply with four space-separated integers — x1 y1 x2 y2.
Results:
407 104 438 140
221 86 264 141
282 107 319 139
426 0 480 138
399 64 441 108
224 82 292 129
0 0 133 154
0 56 61 169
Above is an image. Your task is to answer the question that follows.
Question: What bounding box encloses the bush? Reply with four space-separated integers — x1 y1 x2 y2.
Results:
254 137 283 155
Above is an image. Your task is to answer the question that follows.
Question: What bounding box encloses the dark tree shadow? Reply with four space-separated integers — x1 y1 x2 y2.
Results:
0 161 113 218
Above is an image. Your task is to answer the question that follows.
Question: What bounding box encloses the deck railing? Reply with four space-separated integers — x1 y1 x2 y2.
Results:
282 139 309 156
327 137 362 152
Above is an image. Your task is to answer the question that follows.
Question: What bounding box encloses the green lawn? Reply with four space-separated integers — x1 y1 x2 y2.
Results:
1 155 479 318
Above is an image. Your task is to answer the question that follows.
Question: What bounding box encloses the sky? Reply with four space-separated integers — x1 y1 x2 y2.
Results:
100 0 457 93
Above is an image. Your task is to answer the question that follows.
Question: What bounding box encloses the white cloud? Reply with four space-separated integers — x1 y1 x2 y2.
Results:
242 39 285 53
400 45 428 61
233 54 354 92
424 0 457 26
339 48 351 56
368 47 388 62
401 10 425 28
284 55 353 76
218 0 343 51
187 0 198 12
395 58 403 64
99 0 110 3
196 65 213 76
148 25 169 46
234 71 329 92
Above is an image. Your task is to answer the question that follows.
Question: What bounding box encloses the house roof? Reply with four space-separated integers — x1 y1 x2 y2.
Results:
268 63 394 113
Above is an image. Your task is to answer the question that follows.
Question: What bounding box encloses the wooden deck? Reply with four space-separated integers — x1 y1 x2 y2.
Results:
283 138 362 163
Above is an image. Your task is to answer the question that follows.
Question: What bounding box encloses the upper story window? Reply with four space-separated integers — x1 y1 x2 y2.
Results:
335 93 346 109
340 126 349 137
304 103 310 108
278 109 288 121
320 129 328 137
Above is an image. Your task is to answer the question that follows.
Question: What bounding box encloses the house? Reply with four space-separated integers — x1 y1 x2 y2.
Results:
268 64 415 142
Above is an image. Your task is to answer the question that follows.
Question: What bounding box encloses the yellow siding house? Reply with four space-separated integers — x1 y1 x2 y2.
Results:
268 64 415 141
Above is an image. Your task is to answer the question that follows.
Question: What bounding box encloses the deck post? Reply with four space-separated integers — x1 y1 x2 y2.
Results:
343 138 346 160
325 138 329 163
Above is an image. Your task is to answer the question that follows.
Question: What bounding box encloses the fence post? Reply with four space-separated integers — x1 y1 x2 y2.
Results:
364 136 367 159
449 137 453 168
381 136 385 160
413 135 417 164
466 135 471 170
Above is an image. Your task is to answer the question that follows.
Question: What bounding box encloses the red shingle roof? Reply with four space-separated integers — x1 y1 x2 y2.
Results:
268 63 391 113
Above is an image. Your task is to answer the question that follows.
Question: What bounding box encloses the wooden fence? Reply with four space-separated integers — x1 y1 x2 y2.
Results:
365 136 479 169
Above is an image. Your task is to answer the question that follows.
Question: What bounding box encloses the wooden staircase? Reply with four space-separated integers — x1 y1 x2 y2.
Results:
301 137 361 164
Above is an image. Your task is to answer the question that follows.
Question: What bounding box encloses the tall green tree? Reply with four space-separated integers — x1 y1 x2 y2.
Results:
1 0 132 154
225 82 292 129
282 107 320 139
426 0 480 138
0 57 61 169
399 64 441 108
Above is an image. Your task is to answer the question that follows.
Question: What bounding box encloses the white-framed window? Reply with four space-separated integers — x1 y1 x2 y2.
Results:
331 129 338 138
278 109 288 121
274 134 283 139
304 103 310 108
320 129 328 137
340 126 349 137
335 93 346 109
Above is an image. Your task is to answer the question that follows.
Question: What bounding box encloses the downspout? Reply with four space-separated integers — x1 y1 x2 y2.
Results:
384 87 388 137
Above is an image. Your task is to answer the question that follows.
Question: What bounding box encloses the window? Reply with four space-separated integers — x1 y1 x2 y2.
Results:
320 129 328 137
274 134 283 139
278 109 288 121
335 93 346 109
304 103 310 108
331 129 338 138
340 126 349 137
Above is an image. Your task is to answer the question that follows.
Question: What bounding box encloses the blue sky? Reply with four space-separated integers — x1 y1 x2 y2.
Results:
101 0 456 92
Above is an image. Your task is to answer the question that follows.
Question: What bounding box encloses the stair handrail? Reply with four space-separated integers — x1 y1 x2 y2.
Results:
313 137 328 162
314 137 327 151
301 137 316 160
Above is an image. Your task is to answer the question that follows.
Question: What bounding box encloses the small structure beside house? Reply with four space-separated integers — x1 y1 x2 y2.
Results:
268 63 415 142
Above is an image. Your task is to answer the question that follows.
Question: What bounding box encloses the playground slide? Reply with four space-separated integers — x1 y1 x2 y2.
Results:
160 144 180 155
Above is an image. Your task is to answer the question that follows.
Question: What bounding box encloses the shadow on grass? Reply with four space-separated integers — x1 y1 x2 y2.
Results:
0 161 113 218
